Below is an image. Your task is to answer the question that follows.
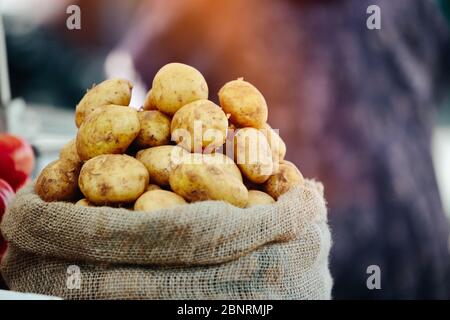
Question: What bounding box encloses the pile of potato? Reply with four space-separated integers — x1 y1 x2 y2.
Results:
35 63 304 211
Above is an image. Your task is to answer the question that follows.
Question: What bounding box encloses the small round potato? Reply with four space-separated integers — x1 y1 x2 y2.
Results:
35 160 81 202
142 89 157 111
59 139 82 166
234 127 274 184
75 198 94 207
134 190 187 212
76 105 140 160
261 124 286 164
246 190 275 207
136 145 189 187
169 154 248 208
146 184 162 192
134 110 171 148
264 161 304 200
79 154 149 204
218 78 268 128
171 99 228 153
152 63 208 115
75 78 132 127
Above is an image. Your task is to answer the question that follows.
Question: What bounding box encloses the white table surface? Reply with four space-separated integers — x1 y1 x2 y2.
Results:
0 289 61 300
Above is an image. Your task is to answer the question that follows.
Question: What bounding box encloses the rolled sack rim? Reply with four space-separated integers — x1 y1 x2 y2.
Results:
0 179 327 266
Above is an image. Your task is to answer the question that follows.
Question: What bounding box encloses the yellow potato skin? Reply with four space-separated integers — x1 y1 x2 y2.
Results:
35 160 81 202
135 110 171 148
246 190 275 207
152 63 208 115
234 127 274 184
76 105 140 161
142 89 157 111
59 139 82 166
206 153 243 182
169 154 248 208
218 78 268 129
261 124 286 164
264 161 304 200
75 79 132 127
171 99 228 153
136 145 188 187
134 190 187 212
182 152 243 182
75 198 94 207
280 160 301 172
79 154 149 204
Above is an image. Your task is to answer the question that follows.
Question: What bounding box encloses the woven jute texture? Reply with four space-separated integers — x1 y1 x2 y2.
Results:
0 180 332 300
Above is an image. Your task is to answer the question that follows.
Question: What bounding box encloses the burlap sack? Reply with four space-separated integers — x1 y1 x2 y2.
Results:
0 180 332 300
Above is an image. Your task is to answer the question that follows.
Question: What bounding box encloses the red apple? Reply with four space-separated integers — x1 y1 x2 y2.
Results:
0 178 14 254
0 178 14 289
0 134 35 191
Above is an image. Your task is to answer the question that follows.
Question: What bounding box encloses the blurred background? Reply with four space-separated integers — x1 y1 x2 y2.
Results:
0 0 449 299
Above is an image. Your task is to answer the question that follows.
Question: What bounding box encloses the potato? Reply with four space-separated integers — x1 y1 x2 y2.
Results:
136 145 188 187
75 78 132 127
261 124 286 164
35 160 80 202
181 152 243 182
218 78 268 128
146 184 161 192
134 110 171 148
171 99 228 153
142 89 157 111
59 139 82 166
234 127 274 184
264 161 304 199
79 154 149 204
246 190 275 207
134 190 186 212
169 154 248 208
75 198 93 207
76 105 140 160
152 63 208 115
280 160 301 172
205 153 243 182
